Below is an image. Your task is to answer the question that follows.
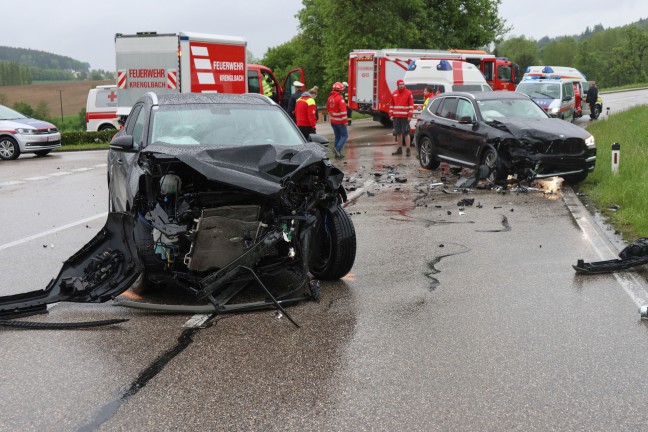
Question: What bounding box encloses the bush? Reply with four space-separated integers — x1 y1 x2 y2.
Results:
61 129 116 146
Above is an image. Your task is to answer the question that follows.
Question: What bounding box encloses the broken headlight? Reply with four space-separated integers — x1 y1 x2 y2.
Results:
585 135 595 149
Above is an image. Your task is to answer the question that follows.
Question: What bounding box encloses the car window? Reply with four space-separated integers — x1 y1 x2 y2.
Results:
130 106 146 150
517 82 560 99
563 83 574 98
478 98 549 121
248 70 261 95
439 97 459 120
456 98 476 122
150 104 304 147
0 104 28 120
429 98 443 116
407 84 444 105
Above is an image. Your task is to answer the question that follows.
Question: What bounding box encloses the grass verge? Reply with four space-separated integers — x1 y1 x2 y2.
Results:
576 105 648 240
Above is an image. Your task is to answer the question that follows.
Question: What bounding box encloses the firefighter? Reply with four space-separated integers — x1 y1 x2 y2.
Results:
342 81 352 125
262 73 277 102
295 90 317 139
586 82 599 119
328 81 348 159
288 80 305 121
389 79 414 156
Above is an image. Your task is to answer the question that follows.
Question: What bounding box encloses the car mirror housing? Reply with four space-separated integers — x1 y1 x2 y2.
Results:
110 135 136 151
563 95 572 101
308 133 329 145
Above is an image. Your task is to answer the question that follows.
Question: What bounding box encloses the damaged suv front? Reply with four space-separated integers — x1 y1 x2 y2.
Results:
0 93 356 318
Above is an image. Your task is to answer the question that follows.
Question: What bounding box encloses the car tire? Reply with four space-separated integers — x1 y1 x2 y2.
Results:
418 136 440 170
309 205 356 280
0 136 20 160
481 147 500 183
99 124 117 131
34 150 51 157
591 105 601 120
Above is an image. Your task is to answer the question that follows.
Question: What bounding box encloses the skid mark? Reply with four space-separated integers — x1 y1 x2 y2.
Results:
475 215 511 233
425 243 470 292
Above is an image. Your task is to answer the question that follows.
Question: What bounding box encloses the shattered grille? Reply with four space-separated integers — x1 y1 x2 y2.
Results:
538 138 584 155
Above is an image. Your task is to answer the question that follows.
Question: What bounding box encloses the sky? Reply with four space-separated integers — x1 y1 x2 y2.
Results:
3 0 648 71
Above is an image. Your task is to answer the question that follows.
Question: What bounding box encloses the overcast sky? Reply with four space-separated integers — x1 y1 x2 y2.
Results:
3 0 648 71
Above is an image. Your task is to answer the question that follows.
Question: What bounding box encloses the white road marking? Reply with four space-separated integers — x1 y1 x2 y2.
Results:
49 172 72 176
0 212 108 252
0 181 24 186
24 176 49 181
94 164 107 168
71 167 94 172
563 188 648 309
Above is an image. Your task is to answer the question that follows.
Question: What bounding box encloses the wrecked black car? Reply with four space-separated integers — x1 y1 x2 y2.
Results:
0 93 356 318
414 91 596 184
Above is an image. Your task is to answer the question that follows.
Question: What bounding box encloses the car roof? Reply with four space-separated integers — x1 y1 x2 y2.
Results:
141 92 276 106
435 91 531 101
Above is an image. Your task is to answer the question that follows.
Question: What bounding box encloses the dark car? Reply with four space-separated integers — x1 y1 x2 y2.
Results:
414 91 596 183
0 92 356 318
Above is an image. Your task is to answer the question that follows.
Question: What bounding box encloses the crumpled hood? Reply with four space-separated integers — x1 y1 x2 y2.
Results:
141 142 337 196
0 118 57 130
490 117 590 141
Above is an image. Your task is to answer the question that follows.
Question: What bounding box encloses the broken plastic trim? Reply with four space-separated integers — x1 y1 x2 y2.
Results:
573 237 648 274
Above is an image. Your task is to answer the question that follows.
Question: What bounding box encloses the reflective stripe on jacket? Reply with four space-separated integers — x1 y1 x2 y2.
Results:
327 91 348 124
295 95 317 128
389 89 414 118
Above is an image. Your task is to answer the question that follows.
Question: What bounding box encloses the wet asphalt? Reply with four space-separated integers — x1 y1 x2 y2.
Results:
2 114 648 431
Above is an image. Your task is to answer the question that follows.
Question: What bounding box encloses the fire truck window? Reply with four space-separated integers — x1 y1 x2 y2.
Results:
248 71 261 94
482 63 494 81
497 66 511 82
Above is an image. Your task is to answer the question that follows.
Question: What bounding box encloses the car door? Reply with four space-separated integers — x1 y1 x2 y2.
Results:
434 96 458 161
109 104 144 212
280 68 306 110
449 97 483 167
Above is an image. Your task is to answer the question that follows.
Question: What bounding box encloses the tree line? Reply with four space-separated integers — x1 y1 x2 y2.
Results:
261 1 648 97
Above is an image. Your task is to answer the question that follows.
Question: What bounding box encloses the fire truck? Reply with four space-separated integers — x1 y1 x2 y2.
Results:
113 32 304 122
347 48 520 126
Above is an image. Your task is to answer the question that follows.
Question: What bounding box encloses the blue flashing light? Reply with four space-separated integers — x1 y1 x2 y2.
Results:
525 66 531 73
407 60 417 71
523 76 540 80
542 66 554 73
436 60 453 71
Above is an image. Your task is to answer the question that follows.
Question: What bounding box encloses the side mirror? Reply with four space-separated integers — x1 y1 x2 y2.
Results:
308 133 329 146
110 134 135 151
563 95 572 102
458 116 475 124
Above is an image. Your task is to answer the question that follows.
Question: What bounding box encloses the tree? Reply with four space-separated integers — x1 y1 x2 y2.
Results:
540 38 578 67
610 26 648 85
496 36 539 73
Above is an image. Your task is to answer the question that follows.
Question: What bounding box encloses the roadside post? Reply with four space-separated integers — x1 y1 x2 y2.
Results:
611 142 620 174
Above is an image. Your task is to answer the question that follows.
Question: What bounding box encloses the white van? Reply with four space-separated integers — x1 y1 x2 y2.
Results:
515 77 576 122
404 59 491 134
85 85 119 131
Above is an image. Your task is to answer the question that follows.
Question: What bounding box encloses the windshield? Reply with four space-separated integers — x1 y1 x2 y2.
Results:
477 98 549 121
516 82 560 99
150 104 305 146
0 105 28 120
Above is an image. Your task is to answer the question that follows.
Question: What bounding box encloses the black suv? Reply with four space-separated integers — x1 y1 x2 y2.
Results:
0 92 356 318
414 91 597 183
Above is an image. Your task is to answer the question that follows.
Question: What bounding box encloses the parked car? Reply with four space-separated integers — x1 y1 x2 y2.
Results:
0 92 356 318
0 104 61 160
414 91 596 183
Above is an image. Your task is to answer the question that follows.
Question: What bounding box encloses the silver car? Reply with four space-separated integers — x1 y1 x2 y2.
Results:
0 104 61 160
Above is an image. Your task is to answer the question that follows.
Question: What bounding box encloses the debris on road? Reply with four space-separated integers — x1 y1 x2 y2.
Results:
573 237 648 274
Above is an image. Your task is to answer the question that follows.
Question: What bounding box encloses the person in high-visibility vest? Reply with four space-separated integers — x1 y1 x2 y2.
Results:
389 79 414 156
342 81 352 125
262 73 277 102
327 81 348 159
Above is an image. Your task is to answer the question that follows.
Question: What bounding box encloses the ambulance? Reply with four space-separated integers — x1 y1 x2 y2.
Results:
85 84 119 131
347 48 520 126
114 32 304 122
404 59 491 135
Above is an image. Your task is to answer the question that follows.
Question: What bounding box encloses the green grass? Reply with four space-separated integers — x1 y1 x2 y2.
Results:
601 83 648 92
577 106 648 239
54 143 108 151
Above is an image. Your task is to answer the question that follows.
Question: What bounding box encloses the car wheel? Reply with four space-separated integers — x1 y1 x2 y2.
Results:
0 136 20 160
34 150 51 157
418 136 440 170
309 205 356 280
99 124 117 131
481 147 500 183
591 105 601 120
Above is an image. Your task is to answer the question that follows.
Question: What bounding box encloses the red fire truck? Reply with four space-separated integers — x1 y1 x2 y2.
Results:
347 48 520 125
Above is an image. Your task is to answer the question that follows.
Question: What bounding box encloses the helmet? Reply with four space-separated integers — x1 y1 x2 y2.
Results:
333 81 344 91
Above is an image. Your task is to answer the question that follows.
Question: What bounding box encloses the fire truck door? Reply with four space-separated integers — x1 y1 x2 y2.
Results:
281 68 305 110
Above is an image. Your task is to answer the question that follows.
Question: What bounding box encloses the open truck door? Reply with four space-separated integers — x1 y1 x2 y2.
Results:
280 67 305 110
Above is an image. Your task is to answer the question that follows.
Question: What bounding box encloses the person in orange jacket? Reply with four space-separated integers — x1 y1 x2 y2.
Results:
389 79 414 156
327 81 348 159
295 90 317 139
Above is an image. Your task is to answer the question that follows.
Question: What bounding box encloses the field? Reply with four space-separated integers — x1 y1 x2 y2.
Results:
0 80 113 117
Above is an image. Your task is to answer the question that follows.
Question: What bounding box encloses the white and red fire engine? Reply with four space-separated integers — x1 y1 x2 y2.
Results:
113 32 304 121
347 48 520 126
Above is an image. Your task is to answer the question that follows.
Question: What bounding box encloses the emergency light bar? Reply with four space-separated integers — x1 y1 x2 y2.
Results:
436 60 452 71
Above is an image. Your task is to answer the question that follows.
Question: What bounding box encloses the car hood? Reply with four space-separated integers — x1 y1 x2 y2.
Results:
0 118 56 130
489 117 591 141
141 142 334 196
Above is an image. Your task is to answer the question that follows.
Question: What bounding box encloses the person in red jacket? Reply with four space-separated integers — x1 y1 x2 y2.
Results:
389 79 414 156
295 90 317 139
327 81 348 159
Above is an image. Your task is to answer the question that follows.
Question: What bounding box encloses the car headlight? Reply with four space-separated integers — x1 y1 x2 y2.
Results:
550 108 560 114
585 135 595 148
15 128 36 135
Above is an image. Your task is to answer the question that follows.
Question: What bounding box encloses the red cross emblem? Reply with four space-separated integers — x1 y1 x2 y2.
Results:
107 91 117 102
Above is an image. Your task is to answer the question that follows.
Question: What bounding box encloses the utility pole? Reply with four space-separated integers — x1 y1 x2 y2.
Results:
59 90 64 127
